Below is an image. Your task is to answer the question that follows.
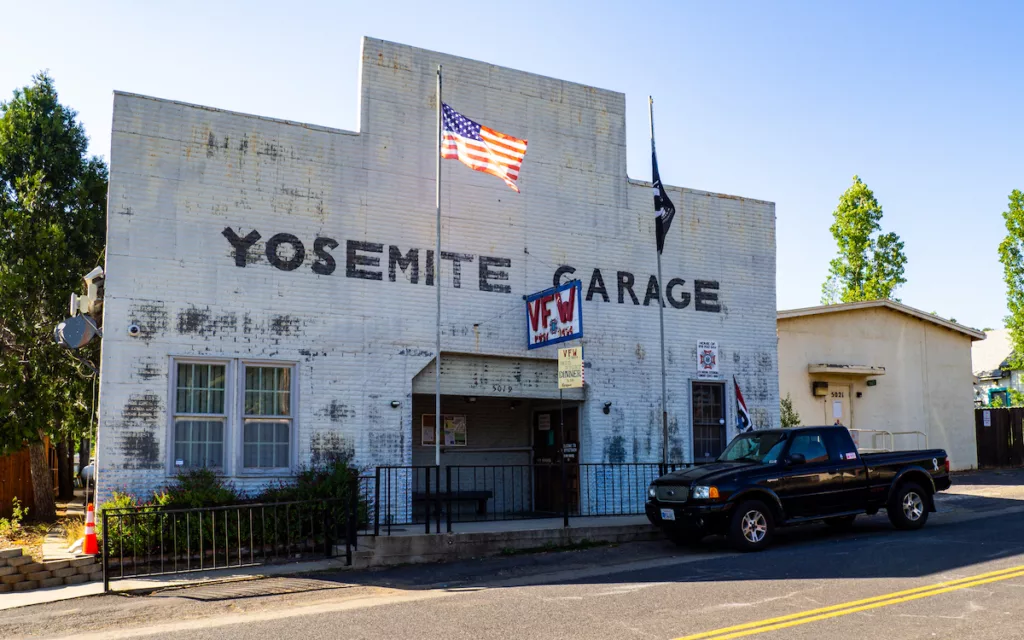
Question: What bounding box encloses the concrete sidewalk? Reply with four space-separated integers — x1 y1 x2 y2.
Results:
0 557 352 611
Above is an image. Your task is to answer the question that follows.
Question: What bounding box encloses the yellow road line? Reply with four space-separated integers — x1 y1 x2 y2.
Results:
674 564 1024 640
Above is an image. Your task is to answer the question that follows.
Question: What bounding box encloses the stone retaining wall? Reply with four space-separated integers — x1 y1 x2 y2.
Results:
0 548 101 593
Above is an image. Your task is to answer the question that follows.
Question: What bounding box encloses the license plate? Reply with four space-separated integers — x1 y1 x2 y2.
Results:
660 508 675 521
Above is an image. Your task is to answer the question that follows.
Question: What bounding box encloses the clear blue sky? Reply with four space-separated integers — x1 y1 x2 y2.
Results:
3 0 1021 330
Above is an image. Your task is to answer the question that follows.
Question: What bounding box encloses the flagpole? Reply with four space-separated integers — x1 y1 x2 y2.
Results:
650 96 669 468
435 65 443 468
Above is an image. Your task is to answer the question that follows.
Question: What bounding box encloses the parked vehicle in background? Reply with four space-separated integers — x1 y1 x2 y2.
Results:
646 426 952 551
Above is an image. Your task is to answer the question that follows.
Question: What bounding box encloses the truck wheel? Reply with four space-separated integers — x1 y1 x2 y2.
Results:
666 529 705 548
728 501 774 552
825 515 857 530
888 482 930 530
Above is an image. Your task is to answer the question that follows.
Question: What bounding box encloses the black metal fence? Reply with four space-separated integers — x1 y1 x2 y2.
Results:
101 495 358 591
372 462 688 535
373 466 443 535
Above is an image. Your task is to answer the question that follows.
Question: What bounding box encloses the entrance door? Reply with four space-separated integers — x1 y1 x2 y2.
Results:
826 385 851 427
692 382 726 463
533 408 580 515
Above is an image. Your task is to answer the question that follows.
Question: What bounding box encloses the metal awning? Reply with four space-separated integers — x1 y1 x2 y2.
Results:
807 364 886 376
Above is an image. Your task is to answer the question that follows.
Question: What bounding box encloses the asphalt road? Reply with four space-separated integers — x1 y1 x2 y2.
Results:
9 471 1024 640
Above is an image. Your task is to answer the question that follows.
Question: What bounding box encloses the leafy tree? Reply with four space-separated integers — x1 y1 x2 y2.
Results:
0 73 106 520
1009 389 1024 408
821 176 907 304
998 190 1024 368
780 394 801 428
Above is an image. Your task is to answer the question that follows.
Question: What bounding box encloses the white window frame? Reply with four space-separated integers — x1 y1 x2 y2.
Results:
167 358 233 475
236 360 298 476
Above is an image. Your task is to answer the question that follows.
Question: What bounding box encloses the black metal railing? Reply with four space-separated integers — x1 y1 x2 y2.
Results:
373 465 442 535
357 475 376 534
577 463 686 517
101 491 358 591
370 462 688 534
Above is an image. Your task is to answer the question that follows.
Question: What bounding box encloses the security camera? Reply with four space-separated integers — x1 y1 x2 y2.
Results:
128 324 142 337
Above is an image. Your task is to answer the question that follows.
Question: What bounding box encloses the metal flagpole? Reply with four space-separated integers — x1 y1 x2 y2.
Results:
435 65 443 467
650 96 669 468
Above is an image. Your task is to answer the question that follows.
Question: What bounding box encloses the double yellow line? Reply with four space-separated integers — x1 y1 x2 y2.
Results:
674 563 1024 639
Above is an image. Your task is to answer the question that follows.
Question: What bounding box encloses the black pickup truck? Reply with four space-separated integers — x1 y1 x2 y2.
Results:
645 426 952 551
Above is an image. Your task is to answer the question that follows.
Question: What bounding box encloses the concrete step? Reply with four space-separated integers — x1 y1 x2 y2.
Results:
336 518 660 569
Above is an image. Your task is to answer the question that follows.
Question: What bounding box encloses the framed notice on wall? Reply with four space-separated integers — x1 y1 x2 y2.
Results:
421 414 468 446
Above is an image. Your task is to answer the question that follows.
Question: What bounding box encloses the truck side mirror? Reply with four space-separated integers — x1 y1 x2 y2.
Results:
787 453 806 466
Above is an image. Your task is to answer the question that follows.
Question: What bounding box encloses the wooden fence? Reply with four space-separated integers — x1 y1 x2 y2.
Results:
975 407 1024 468
0 440 56 519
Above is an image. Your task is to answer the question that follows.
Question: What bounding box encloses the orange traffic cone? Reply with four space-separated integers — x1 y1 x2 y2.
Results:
83 503 98 555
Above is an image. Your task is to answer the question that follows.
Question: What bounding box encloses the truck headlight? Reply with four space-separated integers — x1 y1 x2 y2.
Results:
648 485 656 499
692 486 720 500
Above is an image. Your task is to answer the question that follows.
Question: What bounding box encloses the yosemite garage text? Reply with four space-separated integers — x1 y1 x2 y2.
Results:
222 227 722 312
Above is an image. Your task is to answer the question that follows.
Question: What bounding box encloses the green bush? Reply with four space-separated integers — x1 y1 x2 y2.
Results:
97 460 365 567
161 468 241 508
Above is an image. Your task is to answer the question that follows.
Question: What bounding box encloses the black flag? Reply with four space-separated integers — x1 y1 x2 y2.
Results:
652 141 676 254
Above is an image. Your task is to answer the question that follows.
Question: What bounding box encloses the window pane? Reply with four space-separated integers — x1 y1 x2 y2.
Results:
244 444 258 467
244 367 291 416
173 419 224 468
176 363 226 415
242 420 291 469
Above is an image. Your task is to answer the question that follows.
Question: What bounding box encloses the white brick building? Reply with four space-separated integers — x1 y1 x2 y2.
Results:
96 38 779 509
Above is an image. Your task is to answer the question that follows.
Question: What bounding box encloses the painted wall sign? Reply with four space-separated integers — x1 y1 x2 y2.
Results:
221 228 722 312
526 281 583 349
558 346 585 389
696 340 720 379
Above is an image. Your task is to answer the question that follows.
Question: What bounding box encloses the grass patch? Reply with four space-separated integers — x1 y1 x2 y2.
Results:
63 516 85 547
499 538 612 556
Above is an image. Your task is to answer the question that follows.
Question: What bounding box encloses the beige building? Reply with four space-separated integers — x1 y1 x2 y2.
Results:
778 300 984 470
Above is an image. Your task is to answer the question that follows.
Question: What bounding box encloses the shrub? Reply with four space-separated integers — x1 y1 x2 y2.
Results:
0 497 27 538
161 468 241 508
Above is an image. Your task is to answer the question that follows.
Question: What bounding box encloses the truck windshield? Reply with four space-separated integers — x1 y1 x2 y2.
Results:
718 432 788 464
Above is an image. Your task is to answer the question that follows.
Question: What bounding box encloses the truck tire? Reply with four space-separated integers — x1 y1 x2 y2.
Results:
728 500 774 552
824 515 857 530
888 482 930 530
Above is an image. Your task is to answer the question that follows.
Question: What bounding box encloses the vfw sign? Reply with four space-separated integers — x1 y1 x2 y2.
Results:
526 281 583 349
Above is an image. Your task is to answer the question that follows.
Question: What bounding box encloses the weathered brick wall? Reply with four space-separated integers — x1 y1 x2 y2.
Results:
97 37 778 503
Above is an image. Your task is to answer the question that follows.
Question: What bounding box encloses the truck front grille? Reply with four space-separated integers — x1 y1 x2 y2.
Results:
655 486 688 503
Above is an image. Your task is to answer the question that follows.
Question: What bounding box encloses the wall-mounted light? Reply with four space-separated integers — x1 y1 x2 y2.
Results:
812 381 829 397
602 401 612 415
390 400 401 408
866 379 878 387
509 400 520 410
464 396 477 403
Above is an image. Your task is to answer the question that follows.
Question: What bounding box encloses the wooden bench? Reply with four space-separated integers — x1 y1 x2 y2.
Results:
412 490 493 515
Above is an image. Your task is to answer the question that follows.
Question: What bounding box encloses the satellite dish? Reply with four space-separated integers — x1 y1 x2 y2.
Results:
54 314 97 349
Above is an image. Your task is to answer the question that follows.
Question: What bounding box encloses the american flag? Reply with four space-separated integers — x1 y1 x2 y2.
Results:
442 103 528 192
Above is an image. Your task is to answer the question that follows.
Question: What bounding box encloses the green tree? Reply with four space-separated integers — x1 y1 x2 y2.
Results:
998 190 1024 369
821 176 907 304
0 73 107 519
780 394 801 427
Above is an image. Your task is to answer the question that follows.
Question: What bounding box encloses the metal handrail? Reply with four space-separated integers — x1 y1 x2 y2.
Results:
890 431 929 450
849 429 893 453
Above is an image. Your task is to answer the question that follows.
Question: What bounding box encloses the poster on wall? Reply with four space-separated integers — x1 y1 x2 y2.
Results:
696 340 720 379
422 414 468 446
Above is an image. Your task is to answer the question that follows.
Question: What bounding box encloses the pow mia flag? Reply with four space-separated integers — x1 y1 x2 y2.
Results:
652 138 676 254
